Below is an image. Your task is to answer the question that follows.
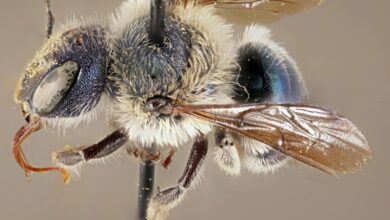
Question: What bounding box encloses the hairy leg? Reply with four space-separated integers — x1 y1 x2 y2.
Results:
213 129 241 176
147 135 208 220
213 130 288 175
53 129 128 168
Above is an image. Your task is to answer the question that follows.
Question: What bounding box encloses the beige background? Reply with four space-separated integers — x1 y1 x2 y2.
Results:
0 0 389 220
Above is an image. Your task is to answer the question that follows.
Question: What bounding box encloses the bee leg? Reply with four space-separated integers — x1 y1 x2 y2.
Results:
53 129 128 168
147 136 208 220
161 149 175 169
213 129 241 176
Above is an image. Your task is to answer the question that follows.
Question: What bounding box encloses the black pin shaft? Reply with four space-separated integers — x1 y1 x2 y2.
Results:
149 0 166 46
137 158 155 220
137 1 167 219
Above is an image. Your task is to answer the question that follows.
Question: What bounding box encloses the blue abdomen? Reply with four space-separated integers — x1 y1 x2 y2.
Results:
233 29 307 104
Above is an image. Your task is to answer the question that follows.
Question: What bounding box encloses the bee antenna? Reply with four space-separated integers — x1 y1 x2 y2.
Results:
149 0 166 46
44 0 55 39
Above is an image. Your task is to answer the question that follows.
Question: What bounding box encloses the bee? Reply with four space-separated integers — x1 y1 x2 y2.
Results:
13 0 372 219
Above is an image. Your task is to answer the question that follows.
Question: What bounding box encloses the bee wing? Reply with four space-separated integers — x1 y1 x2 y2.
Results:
178 0 323 24
176 103 372 175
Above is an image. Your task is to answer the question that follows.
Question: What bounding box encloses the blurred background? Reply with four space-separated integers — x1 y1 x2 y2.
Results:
0 0 389 219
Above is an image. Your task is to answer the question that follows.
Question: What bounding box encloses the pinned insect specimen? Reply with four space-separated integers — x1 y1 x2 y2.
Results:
13 0 372 219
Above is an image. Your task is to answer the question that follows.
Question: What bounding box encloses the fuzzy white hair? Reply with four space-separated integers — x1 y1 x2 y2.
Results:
110 0 236 148
240 137 290 174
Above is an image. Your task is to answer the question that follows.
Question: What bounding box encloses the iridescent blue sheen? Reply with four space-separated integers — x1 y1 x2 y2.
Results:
233 43 306 104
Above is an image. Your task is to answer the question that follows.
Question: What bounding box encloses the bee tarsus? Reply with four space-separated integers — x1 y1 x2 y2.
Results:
148 135 208 219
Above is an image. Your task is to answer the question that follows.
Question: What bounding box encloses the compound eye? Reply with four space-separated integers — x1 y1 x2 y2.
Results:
32 60 79 115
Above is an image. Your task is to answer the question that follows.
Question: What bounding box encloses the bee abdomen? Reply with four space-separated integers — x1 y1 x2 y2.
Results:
230 25 307 174
233 25 307 104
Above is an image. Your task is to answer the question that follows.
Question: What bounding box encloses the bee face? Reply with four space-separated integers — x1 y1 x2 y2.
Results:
15 26 108 121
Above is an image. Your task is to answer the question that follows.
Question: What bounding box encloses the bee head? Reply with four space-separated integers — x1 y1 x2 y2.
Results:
15 26 108 125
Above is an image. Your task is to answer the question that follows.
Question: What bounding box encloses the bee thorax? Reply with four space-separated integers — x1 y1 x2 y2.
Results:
109 1 235 149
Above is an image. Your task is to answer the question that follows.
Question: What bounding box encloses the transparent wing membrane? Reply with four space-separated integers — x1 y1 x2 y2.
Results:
174 103 372 175
178 0 323 24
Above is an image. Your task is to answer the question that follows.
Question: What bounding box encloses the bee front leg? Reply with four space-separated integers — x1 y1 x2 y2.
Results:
53 129 128 169
147 135 208 220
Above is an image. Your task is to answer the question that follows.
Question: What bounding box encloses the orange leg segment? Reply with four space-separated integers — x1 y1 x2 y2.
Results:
12 118 69 183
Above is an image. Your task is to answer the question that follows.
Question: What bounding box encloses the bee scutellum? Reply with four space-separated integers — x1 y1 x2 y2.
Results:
12 0 372 219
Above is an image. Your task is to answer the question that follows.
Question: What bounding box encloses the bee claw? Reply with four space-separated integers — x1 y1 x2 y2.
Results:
59 167 71 184
161 150 175 169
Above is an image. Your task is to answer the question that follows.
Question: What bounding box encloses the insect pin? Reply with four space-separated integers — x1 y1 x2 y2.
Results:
13 0 372 219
